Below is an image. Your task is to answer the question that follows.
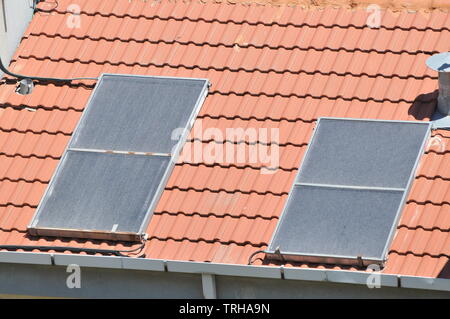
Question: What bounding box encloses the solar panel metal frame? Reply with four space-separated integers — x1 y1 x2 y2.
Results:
266 117 431 266
27 74 209 241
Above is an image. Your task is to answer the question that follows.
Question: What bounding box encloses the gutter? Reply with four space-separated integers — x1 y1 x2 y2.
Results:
0 251 448 296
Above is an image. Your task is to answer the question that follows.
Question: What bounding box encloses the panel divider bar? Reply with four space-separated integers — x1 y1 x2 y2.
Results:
295 182 405 192
68 147 172 157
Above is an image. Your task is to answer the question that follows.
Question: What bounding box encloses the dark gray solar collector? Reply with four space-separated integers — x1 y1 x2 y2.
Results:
28 74 209 241
267 118 431 266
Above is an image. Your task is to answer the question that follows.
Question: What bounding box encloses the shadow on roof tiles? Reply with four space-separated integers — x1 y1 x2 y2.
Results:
438 259 450 279
408 90 438 121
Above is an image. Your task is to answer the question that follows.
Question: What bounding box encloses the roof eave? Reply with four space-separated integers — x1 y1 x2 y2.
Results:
0 251 448 293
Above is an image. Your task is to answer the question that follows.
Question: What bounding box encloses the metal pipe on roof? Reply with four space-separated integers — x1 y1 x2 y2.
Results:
438 72 450 115
426 52 450 115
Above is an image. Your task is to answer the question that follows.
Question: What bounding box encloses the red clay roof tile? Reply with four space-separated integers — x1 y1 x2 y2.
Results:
0 156 58 182
399 202 450 231
0 206 35 231
384 253 449 277
0 0 448 278
391 227 450 256
155 189 288 219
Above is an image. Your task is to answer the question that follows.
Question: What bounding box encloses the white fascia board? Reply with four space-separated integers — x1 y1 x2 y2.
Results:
0 251 52 265
48 253 166 271
121 257 165 272
325 269 398 287
0 252 448 292
283 267 327 281
283 267 398 288
401 276 450 292
166 260 281 279
53 253 123 269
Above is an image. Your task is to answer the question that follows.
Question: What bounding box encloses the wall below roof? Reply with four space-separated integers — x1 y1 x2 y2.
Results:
0 262 448 299
0 0 34 76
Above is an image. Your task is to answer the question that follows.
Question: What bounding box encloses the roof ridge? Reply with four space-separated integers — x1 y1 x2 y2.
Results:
0 126 72 136
165 186 288 196
210 90 431 104
37 1 450 29
24 33 443 56
171 163 450 179
426 150 450 155
0 177 49 184
0 203 37 209
388 250 450 259
0 88 429 117
407 201 450 208
431 132 450 139
6 57 441 104
397 224 450 233
187 138 308 147
0 152 60 160
407 199 450 207
416 175 450 182
175 161 297 172
18 46 438 80
0 102 86 112
147 235 268 247
154 210 279 220
0 227 27 233
198 114 315 123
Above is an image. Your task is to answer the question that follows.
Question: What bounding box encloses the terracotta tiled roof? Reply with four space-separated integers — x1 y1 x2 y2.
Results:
0 0 449 278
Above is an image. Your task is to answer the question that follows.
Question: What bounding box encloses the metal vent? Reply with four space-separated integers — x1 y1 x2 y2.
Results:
427 52 450 116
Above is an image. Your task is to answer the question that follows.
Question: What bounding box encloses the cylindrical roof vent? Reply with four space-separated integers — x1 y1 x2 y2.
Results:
427 52 450 116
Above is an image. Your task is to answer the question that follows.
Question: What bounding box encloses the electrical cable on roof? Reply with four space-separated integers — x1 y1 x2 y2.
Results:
3 0 93 84
247 249 268 265
114 234 148 257
0 234 148 258
0 245 126 257
0 57 98 84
